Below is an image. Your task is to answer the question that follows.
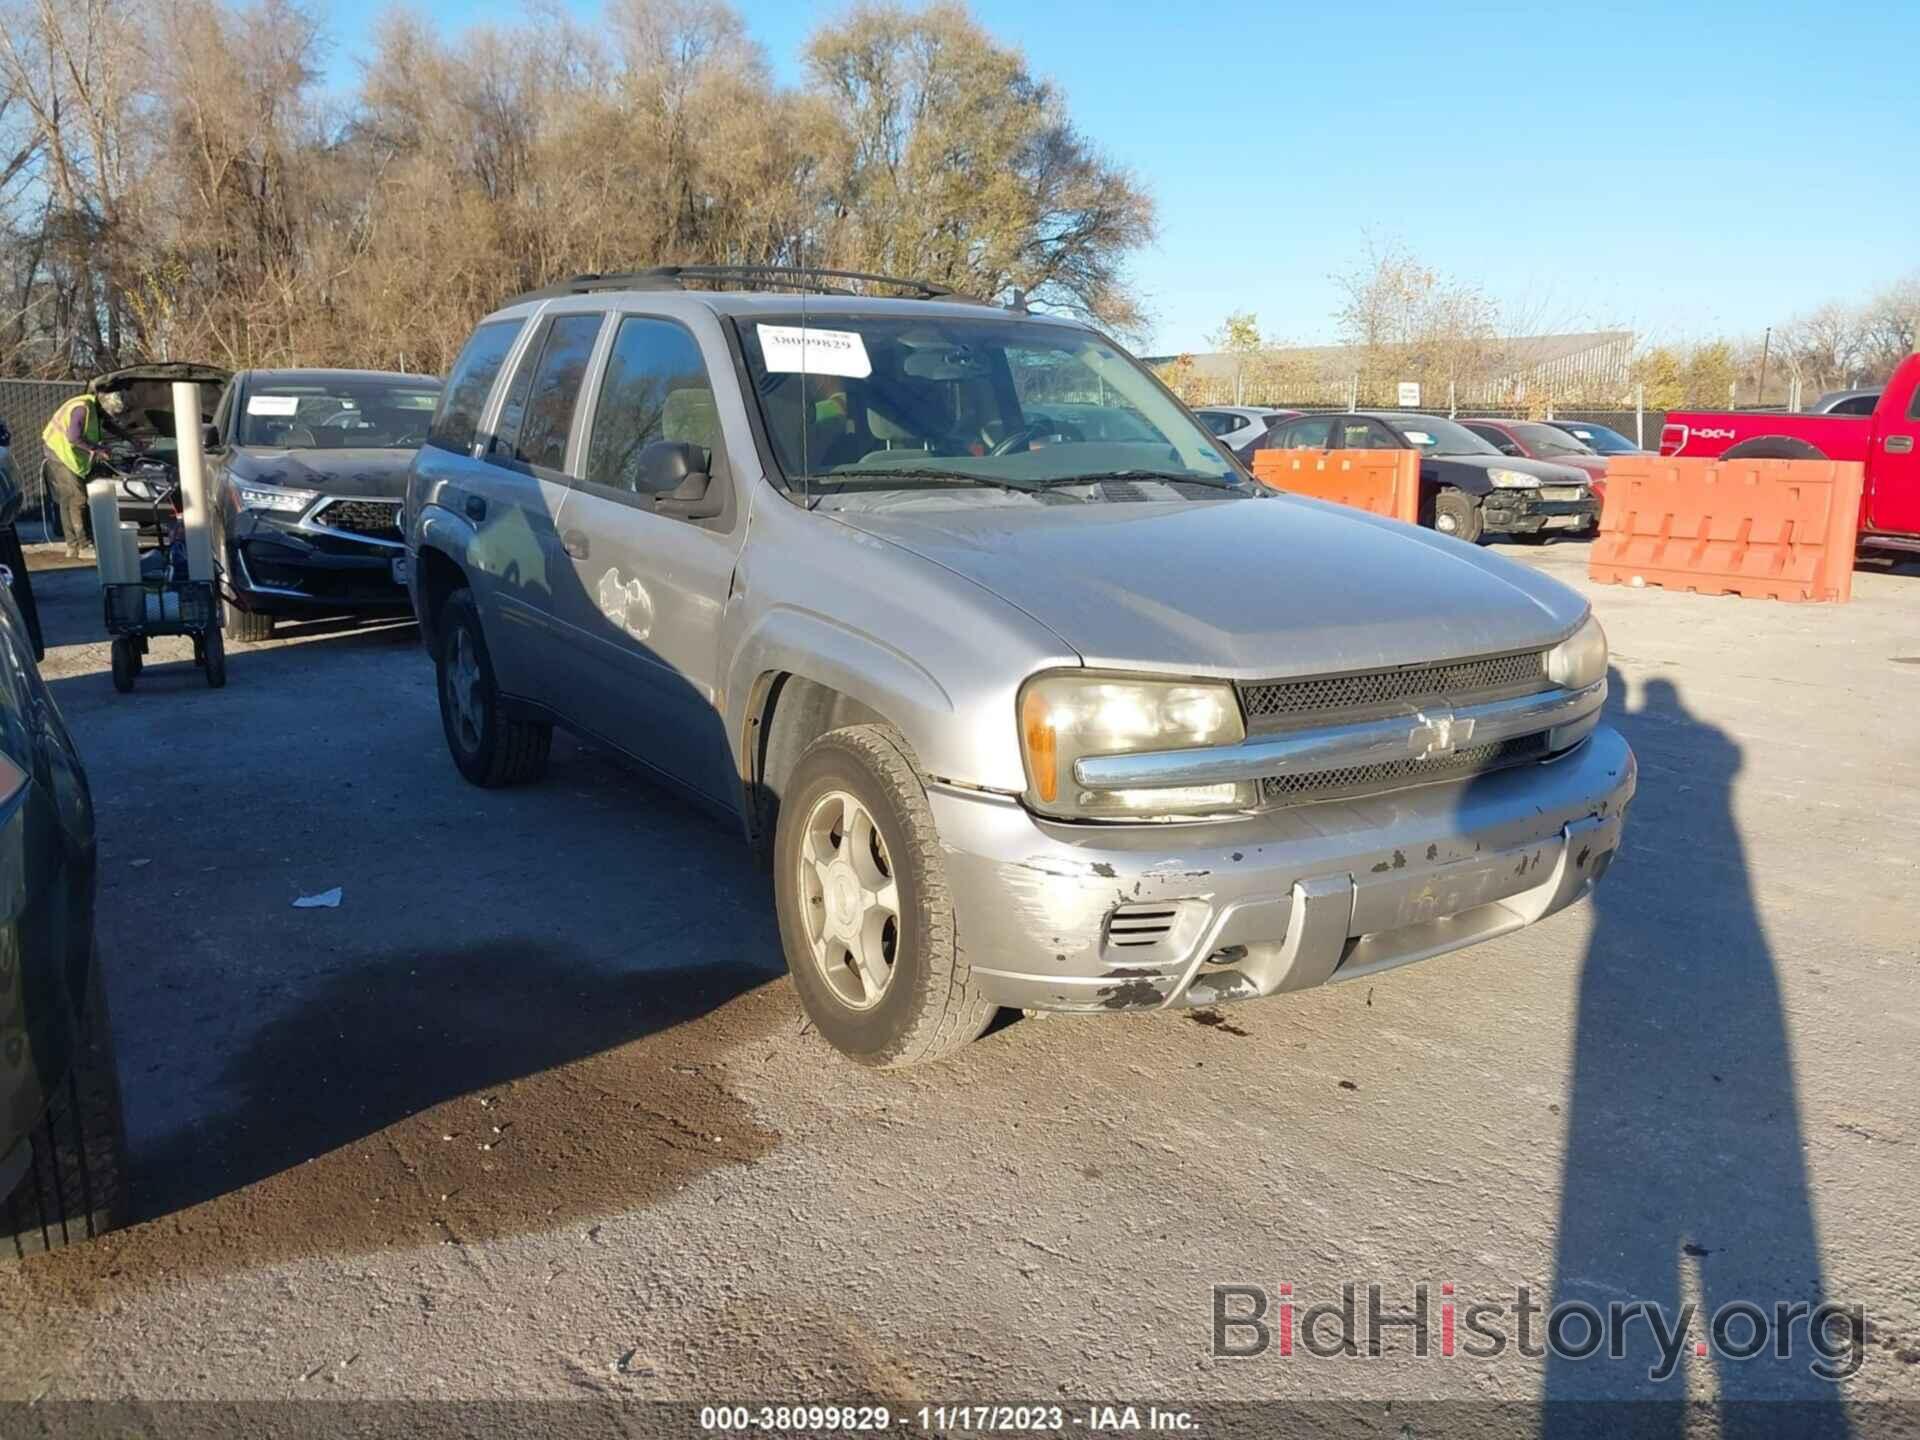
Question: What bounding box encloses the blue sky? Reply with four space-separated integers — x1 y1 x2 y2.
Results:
320 0 1916 354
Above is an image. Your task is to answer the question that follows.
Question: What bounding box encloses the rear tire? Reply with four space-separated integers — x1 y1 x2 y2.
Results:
773 724 996 1068
435 588 551 787
2 953 129 1257
224 600 274 642
1432 488 1484 544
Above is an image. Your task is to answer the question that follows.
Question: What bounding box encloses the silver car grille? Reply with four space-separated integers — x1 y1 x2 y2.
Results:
1238 650 1550 732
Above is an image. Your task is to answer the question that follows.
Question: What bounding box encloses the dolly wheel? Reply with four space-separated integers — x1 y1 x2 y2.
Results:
203 626 226 688
109 638 136 694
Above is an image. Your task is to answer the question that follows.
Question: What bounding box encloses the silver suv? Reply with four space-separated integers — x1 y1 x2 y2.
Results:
404 267 1634 1067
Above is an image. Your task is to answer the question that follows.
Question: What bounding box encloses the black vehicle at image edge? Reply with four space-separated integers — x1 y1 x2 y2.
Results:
1266 410 1600 543
0 465 126 1256
215 368 443 640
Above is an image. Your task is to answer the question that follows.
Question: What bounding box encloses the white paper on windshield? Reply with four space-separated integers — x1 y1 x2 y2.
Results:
247 395 300 417
1404 430 1435 446
758 325 872 379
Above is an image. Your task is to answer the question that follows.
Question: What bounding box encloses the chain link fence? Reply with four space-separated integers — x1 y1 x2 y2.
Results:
0 376 86 512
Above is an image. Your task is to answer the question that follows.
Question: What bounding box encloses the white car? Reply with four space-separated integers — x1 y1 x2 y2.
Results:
1193 406 1296 457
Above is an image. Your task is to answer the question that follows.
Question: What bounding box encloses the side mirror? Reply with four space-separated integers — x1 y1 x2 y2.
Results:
0 421 12 447
639 440 722 521
203 423 221 450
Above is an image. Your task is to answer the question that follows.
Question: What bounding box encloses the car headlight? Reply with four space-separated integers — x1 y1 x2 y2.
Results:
235 480 317 514
1018 672 1254 821
1546 614 1607 690
1488 468 1540 489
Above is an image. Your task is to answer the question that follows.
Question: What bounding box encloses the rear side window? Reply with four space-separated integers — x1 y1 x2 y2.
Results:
585 317 719 493
514 313 605 472
428 319 522 454
1196 411 1241 436
1281 416 1333 449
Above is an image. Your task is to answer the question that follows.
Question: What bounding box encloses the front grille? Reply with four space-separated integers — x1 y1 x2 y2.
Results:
1239 650 1549 730
1260 734 1549 808
315 498 402 543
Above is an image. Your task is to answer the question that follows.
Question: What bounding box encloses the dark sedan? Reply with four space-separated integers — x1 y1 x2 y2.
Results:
1264 411 1599 543
212 369 442 640
0 466 125 1257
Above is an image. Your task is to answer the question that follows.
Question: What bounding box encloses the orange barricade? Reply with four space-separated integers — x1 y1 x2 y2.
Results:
1252 448 1420 524
1588 457 1864 603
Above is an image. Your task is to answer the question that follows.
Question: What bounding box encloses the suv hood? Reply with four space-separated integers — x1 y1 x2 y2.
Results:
228 448 414 499
832 493 1587 677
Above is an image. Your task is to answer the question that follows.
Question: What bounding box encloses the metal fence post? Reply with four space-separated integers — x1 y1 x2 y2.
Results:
1634 384 1645 449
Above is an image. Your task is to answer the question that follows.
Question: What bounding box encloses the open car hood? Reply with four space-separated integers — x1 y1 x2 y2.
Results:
87 363 231 446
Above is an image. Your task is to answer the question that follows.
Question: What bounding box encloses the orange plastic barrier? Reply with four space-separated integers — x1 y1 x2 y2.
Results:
1252 448 1420 524
1588 456 1864 603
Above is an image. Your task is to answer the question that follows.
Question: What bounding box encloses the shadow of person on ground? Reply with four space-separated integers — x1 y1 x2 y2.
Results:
1545 669 1854 1437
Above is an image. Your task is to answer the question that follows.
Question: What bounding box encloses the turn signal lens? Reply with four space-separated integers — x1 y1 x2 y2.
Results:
1022 686 1059 803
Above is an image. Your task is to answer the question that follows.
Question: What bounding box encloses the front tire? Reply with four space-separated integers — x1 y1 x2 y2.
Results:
435 588 551 787
773 724 996 1068
3 954 129 1258
1432 488 1484 544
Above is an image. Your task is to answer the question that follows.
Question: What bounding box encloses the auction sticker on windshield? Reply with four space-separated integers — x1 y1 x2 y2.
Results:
758 325 872 379
247 395 300 416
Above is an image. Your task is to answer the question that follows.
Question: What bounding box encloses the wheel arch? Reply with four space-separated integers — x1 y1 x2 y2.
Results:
414 543 469 656
1721 435 1830 461
743 670 894 853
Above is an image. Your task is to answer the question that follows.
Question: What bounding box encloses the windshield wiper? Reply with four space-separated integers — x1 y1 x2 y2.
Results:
1046 469 1244 491
805 467 1091 500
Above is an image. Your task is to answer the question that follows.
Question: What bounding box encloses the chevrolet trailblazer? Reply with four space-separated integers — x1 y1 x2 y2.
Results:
404 266 1634 1066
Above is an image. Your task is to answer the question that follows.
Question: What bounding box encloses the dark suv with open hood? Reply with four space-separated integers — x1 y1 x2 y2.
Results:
212 368 442 640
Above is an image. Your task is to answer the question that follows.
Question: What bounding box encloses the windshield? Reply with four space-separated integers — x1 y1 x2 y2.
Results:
1553 422 1637 455
1510 421 1595 458
237 377 442 449
736 312 1241 501
1391 415 1501 456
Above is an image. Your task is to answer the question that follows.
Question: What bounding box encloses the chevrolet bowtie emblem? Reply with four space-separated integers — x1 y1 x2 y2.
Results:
1408 708 1474 761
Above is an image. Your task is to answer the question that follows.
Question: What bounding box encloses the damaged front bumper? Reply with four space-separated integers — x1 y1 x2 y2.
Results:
227 506 410 616
1485 488 1599 535
931 725 1634 1013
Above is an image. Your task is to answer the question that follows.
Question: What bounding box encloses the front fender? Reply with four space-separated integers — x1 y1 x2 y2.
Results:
726 604 1068 794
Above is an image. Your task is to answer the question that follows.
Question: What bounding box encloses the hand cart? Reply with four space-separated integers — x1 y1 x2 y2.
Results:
100 468 225 693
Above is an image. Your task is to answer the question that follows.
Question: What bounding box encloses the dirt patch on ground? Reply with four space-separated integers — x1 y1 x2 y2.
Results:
0 945 794 1318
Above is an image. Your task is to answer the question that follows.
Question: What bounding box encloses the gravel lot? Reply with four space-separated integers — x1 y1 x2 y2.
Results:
2 537 1917 1418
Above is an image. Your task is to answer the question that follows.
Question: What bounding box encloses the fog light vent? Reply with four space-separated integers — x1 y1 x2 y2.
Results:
1105 904 1178 947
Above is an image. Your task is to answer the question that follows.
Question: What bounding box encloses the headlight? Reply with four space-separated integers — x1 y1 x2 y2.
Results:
1546 615 1607 690
1488 468 1540 489
1018 672 1253 821
235 481 317 514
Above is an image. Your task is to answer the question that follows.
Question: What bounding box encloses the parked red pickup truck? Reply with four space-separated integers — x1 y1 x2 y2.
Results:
1659 351 1920 553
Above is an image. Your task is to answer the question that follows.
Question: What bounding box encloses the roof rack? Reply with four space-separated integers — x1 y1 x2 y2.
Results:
504 265 987 307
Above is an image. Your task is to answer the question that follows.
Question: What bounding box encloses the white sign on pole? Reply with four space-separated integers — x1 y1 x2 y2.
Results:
1397 381 1421 407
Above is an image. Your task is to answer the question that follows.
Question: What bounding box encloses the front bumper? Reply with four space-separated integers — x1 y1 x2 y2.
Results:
1486 489 1599 534
932 725 1634 1013
227 511 409 616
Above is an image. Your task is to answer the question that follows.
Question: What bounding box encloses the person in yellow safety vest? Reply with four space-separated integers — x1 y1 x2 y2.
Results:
41 389 129 558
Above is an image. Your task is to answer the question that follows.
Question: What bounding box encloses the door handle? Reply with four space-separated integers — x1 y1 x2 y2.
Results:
1886 435 1915 454
465 495 487 521
562 529 589 560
